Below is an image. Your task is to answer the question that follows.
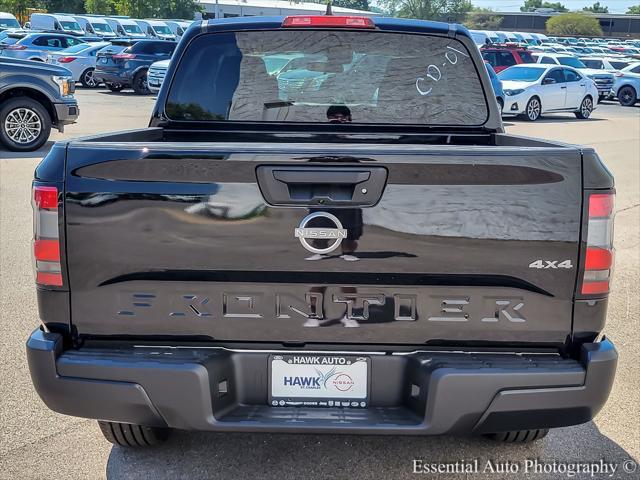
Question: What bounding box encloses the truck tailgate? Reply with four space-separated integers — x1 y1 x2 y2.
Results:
64 142 582 346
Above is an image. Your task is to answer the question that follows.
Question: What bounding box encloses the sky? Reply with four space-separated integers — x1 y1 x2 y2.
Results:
469 1 638 13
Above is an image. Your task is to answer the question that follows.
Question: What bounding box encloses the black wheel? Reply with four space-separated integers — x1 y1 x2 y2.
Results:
133 70 150 95
0 96 51 152
106 82 123 92
618 86 637 107
497 97 504 116
98 421 171 447
80 68 99 88
575 96 593 119
485 429 549 443
521 96 541 121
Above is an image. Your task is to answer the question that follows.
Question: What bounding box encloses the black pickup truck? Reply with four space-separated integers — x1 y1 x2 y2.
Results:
27 16 617 448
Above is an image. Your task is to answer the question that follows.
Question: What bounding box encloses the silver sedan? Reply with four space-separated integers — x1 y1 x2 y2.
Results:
47 42 110 88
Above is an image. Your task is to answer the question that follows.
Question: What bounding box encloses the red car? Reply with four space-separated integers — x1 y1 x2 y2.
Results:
481 45 536 73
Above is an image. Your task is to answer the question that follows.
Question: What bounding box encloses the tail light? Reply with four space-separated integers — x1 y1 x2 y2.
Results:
57 56 77 63
113 53 136 60
581 192 615 295
6 44 27 50
282 16 375 28
32 186 63 287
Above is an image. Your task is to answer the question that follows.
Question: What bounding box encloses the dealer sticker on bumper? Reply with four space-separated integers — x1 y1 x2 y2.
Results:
270 355 369 408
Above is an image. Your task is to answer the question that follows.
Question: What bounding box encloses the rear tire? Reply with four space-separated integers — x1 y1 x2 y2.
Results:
98 421 171 448
80 68 99 88
106 83 123 92
618 86 637 107
485 429 549 443
133 70 150 95
575 96 593 119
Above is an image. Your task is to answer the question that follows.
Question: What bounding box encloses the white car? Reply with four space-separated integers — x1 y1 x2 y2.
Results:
532 53 614 101
46 42 110 88
498 64 598 121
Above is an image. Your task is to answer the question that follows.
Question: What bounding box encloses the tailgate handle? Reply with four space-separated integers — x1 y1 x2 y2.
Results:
256 166 388 207
273 170 371 185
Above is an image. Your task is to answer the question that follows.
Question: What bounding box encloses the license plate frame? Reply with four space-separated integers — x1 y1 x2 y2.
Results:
269 354 370 408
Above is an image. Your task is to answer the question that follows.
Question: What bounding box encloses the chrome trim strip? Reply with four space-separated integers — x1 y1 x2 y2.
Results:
392 350 559 356
134 345 387 355
132 345 559 356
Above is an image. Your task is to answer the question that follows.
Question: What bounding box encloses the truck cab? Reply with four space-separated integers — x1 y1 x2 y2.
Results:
0 12 20 31
29 13 85 37
134 19 176 41
73 16 117 39
104 17 147 39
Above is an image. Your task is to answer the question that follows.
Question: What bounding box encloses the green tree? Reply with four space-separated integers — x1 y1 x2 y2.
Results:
84 0 114 15
521 0 567 12
328 0 370 10
0 0 44 20
546 12 603 36
113 0 200 19
164 0 202 19
113 0 159 17
380 0 472 21
583 2 608 13
43 0 85 13
464 8 502 30
627 5 640 14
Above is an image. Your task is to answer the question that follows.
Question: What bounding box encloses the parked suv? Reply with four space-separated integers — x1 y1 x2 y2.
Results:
147 59 170 93
481 45 535 73
0 57 78 150
1 33 86 62
94 39 176 94
612 68 640 106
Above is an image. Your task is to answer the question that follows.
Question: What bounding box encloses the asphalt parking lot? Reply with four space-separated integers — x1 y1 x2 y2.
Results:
0 90 638 480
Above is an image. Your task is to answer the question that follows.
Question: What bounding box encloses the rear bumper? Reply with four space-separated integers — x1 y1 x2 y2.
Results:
26 330 617 435
93 71 130 86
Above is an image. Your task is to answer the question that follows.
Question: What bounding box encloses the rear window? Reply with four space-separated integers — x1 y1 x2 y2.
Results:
610 61 629 70
165 31 488 126
583 59 603 69
132 41 176 55
62 43 92 54
518 51 535 63
558 57 586 69
498 66 546 82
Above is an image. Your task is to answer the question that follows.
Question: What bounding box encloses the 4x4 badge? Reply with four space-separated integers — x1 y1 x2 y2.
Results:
294 212 347 254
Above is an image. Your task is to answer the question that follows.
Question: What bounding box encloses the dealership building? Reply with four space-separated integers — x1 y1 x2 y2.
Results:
484 11 640 38
198 0 378 19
